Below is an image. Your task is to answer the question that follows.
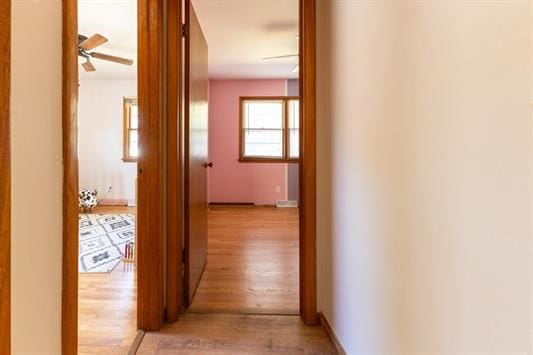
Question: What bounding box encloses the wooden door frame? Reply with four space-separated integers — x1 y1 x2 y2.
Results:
0 0 11 352
136 0 165 331
298 0 318 325
166 0 319 325
62 0 167 353
165 0 184 322
62 1 79 353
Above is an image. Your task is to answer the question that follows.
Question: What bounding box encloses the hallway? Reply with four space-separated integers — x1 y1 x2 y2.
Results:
134 206 337 353
189 206 300 314
137 313 336 354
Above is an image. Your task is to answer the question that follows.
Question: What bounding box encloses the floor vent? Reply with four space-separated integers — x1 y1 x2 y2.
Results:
276 200 298 208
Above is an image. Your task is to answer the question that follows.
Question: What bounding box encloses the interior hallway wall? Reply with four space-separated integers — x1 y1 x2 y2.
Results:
208 79 288 205
11 0 63 353
78 79 137 202
316 1 532 354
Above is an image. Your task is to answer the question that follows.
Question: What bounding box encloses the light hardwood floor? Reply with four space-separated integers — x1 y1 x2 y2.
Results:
136 206 331 354
78 206 137 355
189 206 300 314
137 313 337 354
91 205 136 214
79 206 315 353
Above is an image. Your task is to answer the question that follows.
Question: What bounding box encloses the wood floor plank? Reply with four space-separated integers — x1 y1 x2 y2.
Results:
78 206 137 354
137 313 337 354
79 206 305 353
135 207 333 353
189 206 300 314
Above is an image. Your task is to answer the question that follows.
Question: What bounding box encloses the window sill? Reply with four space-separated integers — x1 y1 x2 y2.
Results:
122 158 138 163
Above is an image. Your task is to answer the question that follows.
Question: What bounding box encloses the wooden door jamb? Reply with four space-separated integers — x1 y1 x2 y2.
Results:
0 0 11 352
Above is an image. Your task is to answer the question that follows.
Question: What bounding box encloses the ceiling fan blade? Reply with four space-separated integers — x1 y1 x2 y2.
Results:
79 34 108 50
261 54 299 60
81 60 96 72
91 52 134 66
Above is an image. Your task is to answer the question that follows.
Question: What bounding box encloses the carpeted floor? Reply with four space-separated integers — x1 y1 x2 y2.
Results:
78 213 135 273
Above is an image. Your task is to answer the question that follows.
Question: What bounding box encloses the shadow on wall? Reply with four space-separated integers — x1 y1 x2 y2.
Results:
316 1 405 353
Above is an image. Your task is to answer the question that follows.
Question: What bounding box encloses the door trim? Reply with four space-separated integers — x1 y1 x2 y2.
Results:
0 0 11 352
61 0 166 352
165 0 184 322
61 0 79 353
136 0 165 330
172 0 319 324
299 0 318 325
182 0 192 306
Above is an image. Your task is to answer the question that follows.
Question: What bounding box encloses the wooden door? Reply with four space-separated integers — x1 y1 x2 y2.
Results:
184 0 209 305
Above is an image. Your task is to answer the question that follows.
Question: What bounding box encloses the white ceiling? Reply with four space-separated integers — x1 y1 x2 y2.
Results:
192 0 299 79
78 0 137 81
78 0 298 80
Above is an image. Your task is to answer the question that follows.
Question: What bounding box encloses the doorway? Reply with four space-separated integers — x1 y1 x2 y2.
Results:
76 1 139 352
173 0 317 323
62 0 316 352
61 0 160 353
182 0 302 312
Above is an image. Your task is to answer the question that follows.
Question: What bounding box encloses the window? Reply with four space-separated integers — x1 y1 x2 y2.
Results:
240 96 299 162
287 98 299 159
123 97 139 162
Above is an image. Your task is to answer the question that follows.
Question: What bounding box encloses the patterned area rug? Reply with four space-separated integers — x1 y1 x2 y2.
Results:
79 214 135 273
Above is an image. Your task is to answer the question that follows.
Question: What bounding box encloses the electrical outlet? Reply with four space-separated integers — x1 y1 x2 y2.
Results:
275 186 281 193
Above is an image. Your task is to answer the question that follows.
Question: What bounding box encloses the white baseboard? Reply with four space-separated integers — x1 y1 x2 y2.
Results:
320 313 347 355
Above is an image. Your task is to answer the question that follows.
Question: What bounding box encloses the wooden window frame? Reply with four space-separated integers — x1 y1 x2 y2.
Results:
239 96 300 163
123 97 139 163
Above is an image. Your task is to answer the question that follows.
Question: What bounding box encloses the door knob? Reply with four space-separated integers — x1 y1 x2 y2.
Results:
203 161 213 168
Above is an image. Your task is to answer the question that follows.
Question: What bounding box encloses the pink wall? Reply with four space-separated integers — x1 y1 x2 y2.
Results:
208 79 287 205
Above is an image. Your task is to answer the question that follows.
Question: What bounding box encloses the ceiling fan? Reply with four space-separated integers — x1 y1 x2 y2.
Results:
78 34 134 72
261 36 299 73
261 54 298 60
261 53 299 73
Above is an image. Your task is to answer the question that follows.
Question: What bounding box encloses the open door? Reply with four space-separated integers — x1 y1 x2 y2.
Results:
184 0 209 306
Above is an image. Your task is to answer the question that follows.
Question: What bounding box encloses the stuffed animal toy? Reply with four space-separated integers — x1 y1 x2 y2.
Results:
79 189 98 212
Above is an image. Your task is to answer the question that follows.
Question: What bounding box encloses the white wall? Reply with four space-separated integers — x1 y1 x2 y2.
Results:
79 80 137 201
11 0 63 353
317 1 532 354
